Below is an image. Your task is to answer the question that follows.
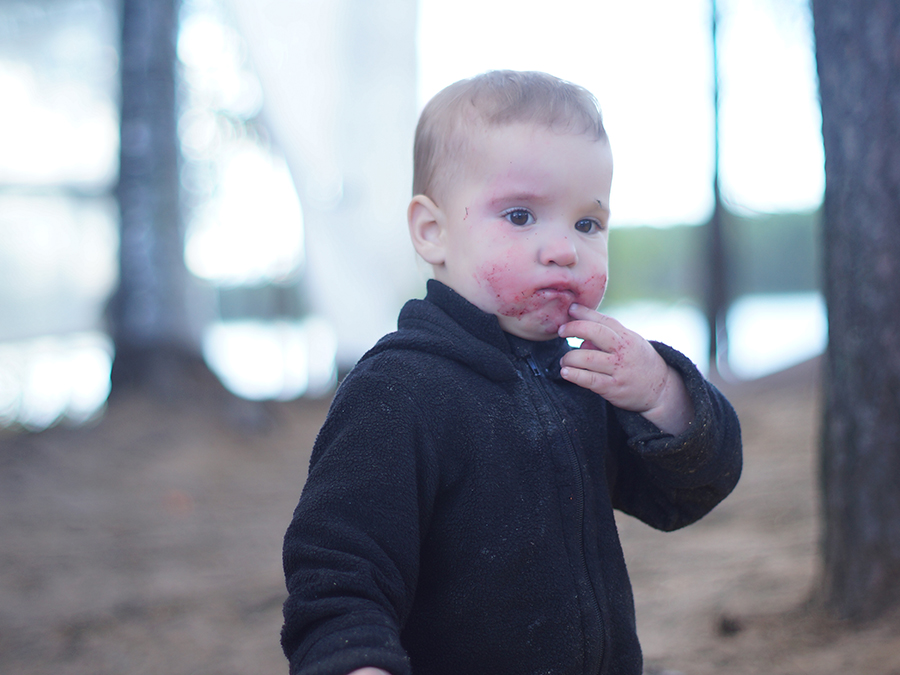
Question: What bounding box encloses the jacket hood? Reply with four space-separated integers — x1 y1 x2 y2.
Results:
360 280 568 383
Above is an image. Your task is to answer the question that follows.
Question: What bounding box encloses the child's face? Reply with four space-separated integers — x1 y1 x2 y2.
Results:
419 123 613 341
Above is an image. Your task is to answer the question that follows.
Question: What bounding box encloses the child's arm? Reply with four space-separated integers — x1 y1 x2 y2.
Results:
282 367 435 675
560 302 741 532
557 303 695 435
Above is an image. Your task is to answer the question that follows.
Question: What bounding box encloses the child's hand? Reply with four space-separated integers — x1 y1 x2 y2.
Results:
558 303 694 435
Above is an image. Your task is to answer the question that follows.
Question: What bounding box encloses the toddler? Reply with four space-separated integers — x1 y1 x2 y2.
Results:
281 70 742 675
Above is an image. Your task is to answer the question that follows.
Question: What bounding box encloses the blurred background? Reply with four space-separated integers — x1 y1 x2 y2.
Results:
0 0 825 431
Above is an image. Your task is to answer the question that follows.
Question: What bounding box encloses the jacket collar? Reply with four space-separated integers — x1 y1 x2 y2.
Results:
422 280 511 353
361 280 568 383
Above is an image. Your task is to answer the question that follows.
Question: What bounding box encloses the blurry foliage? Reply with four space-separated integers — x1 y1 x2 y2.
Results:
215 284 308 322
726 209 821 296
605 209 821 306
607 224 705 305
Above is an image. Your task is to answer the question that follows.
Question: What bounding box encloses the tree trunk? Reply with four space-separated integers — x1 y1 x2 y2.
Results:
109 0 203 394
813 0 900 621
705 0 729 377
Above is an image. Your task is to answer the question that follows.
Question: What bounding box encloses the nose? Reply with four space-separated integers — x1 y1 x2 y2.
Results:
539 234 578 267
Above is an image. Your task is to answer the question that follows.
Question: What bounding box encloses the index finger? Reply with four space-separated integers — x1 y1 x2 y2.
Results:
566 303 627 330
558 321 622 354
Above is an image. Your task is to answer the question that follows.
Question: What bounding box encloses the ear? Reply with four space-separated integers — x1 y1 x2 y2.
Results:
407 195 447 266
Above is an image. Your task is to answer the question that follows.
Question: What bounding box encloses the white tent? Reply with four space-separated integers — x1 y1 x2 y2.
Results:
229 0 421 368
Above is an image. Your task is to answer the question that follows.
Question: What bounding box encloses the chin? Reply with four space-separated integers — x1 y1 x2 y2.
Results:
500 319 562 342
501 305 573 340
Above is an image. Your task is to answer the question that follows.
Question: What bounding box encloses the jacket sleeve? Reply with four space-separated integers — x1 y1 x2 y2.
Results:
281 367 439 675
606 341 743 532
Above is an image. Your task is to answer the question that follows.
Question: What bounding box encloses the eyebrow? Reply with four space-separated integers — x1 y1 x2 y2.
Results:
489 192 610 214
488 191 550 208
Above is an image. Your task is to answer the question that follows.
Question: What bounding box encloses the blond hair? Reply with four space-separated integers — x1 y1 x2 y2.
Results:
412 70 607 201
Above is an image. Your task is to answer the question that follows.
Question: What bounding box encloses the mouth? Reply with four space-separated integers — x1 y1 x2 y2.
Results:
534 285 578 300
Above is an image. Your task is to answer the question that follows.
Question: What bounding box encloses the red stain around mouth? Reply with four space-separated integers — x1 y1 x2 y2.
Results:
477 265 608 334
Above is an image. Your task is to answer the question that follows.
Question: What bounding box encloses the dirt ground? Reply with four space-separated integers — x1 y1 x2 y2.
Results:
1 358 899 675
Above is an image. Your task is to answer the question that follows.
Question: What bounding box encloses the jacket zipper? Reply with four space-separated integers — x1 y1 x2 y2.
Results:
525 354 606 675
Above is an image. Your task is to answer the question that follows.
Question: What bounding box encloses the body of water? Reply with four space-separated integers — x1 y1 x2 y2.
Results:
0 293 827 431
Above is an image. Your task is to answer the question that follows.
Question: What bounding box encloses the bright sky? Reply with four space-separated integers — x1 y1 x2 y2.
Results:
0 0 824 232
0 0 826 425
417 0 824 227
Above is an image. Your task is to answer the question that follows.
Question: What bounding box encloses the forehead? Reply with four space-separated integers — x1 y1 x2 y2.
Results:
462 122 612 188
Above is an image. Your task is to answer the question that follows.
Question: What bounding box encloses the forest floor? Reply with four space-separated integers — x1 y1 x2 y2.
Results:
1 357 900 675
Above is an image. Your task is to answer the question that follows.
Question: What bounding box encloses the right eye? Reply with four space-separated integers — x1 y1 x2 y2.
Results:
504 209 535 227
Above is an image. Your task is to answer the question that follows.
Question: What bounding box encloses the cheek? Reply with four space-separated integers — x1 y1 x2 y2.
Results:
472 235 524 291
580 273 608 307
475 255 533 311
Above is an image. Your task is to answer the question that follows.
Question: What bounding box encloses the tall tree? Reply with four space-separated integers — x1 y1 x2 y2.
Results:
705 0 729 376
813 0 900 621
109 0 202 394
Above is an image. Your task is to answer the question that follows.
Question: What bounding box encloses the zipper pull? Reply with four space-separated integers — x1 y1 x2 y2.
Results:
525 354 543 377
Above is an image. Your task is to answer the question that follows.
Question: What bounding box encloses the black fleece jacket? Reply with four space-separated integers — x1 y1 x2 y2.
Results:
282 280 742 675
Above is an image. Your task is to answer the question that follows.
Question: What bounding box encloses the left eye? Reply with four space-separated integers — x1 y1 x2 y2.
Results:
504 209 535 226
575 219 600 233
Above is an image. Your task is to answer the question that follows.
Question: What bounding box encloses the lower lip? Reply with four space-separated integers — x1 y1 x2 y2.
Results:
535 288 577 300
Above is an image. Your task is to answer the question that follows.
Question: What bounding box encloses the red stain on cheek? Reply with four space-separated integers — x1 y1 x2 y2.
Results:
574 273 608 309
480 265 511 299
595 273 609 305
477 262 534 316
